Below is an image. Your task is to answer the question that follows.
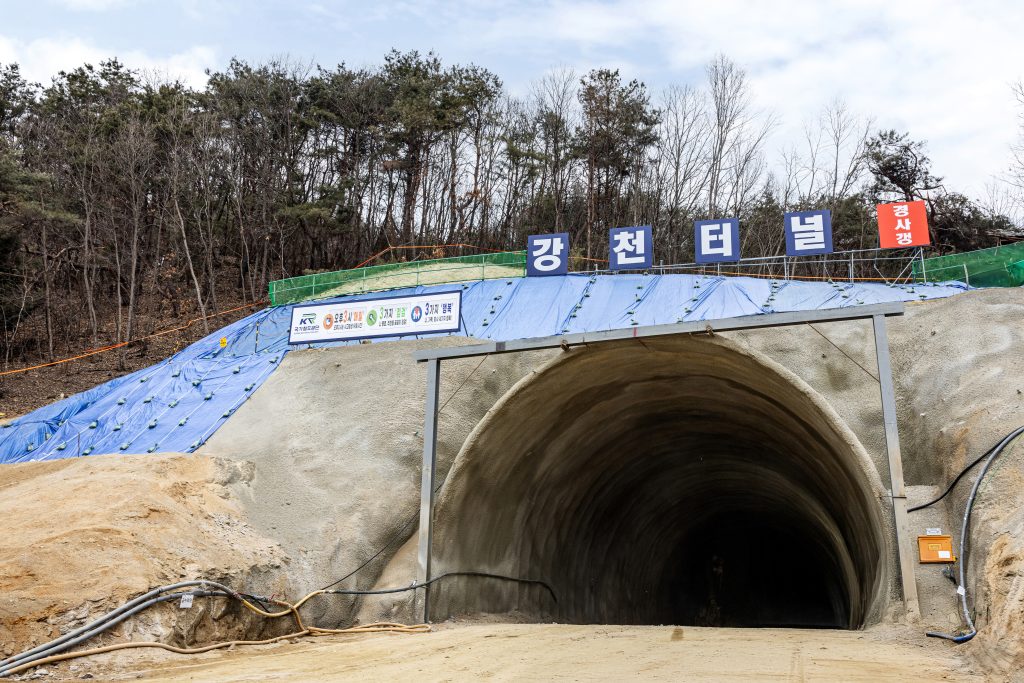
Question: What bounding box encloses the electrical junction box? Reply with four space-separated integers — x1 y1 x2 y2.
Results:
918 535 955 563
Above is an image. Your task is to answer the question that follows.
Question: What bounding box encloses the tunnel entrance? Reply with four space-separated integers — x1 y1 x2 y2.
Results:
426 336 890 629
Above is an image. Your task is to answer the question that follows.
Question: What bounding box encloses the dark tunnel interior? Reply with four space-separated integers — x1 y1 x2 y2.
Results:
663 511 850 628
430 337 888 629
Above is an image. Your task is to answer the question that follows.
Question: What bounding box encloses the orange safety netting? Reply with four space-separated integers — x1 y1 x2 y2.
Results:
352 243 511 269
0 301 266 378
0 245 912 378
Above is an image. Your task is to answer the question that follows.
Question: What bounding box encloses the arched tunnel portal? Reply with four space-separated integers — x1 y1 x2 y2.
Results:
429 336 891 629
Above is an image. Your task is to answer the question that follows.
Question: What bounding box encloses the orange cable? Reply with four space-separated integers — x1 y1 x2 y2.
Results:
0 248 919 378
696 269 903 283
0 301 266 378
352 243 510 269
352 247 394 269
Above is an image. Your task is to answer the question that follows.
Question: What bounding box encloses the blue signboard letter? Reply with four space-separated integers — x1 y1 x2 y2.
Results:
527 233 569 276
694 219 740 263
609 225 653 270
784 210 833 256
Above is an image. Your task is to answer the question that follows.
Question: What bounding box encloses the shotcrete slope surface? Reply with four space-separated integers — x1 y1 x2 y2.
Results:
199 337 556 626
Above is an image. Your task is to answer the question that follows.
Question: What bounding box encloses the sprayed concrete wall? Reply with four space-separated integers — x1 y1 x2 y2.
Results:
197 289 1024 638
427 336 889 628
200 337 556 625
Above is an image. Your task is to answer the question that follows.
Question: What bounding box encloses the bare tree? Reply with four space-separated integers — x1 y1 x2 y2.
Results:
705 55 751 216
657 84 710 241
1008 81 1024 215
533 67 578 232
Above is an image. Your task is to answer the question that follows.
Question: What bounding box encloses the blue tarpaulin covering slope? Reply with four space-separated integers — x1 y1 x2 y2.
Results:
0 273 967 464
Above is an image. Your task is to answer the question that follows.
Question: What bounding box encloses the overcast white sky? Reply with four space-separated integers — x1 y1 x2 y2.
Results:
2 0 1023 196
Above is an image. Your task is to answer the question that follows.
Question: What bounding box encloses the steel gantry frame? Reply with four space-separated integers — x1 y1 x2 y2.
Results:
410 301 920 623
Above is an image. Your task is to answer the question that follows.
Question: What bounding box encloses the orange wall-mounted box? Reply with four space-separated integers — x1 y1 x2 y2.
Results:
918 535 955 563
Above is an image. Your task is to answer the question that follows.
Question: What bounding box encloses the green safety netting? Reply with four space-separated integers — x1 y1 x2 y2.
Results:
269 251 527 306
913 242 1024 288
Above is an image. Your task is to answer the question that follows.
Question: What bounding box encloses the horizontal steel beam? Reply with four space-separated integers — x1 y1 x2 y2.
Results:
414 301 905 362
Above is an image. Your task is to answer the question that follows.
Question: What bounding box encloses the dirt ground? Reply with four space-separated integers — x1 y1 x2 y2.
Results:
75 623 981 682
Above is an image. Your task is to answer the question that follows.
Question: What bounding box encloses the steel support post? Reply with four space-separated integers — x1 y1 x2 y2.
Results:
411 305 909 622
872 314 921 619
416 358 442 623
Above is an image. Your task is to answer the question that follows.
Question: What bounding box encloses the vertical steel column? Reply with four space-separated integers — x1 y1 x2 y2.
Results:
416 358 442 623
872 314 921 619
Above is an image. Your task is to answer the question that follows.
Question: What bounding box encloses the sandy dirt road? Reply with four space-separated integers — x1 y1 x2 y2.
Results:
101 623 982 682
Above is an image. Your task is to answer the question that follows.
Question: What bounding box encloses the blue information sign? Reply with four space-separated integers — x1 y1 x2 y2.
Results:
526 233 569 276
609 225 653 270
784 210 833 256
694 219 740 263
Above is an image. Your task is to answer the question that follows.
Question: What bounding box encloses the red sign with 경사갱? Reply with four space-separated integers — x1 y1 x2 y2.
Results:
877 200 930 248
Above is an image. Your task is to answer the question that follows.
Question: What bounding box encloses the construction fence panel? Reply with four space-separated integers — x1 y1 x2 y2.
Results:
269 251 528 306
913 242 1024 288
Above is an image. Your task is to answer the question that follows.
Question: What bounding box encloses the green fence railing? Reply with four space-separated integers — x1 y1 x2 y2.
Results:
269 251 527 306
912 241 1024 287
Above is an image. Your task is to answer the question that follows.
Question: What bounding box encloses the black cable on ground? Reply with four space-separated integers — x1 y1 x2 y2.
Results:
1 571 555 678
925 425 1024 644
326 571 558 604
319 514 416 591
908 433 1009 513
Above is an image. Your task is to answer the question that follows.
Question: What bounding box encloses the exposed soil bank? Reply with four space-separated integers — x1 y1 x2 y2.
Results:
0 454 287 658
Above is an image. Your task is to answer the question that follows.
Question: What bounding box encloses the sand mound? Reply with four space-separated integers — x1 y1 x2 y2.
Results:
0 454 286 657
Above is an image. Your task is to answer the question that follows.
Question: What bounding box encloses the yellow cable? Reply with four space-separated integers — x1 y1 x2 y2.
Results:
309 623 431 635
3 585 430 680
0 631 310 677
2 623 431 677
236 590 326 619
